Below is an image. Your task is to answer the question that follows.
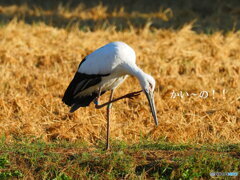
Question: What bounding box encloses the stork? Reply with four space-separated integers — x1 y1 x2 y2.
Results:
62 41 158 150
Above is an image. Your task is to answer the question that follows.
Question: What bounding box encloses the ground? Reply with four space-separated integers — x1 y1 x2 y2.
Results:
0 0 239 179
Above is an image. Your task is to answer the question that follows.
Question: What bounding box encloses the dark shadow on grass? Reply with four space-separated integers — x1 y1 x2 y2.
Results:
0 10 189 32
131 142 191 151
135 161 178 178
0 0 240 32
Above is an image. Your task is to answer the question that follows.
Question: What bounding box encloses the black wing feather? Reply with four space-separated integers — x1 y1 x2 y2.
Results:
62 58 110 111
62 72 104 106
69 91 105 112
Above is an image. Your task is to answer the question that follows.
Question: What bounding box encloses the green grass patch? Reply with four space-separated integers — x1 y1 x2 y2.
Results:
0 137 239 179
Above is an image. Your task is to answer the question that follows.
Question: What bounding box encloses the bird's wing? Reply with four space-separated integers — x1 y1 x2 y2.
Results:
62 69 109 106
62 42 136 111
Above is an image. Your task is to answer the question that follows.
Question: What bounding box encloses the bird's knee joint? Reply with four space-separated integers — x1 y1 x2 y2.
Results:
94 98 99 105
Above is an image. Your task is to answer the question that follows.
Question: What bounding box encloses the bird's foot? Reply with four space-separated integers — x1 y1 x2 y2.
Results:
124 90 142 100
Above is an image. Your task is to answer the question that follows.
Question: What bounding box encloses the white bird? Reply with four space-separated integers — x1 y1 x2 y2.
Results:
62 41 158 150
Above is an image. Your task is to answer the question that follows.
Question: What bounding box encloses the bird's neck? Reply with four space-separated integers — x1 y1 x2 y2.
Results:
124 64 147 89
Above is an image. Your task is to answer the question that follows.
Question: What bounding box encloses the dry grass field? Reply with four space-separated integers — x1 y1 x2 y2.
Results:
0 1 240 178
0 1 240 145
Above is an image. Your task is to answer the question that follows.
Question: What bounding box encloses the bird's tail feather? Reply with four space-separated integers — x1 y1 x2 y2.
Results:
69 94 98 112
62 72 103 107
68 91 106 112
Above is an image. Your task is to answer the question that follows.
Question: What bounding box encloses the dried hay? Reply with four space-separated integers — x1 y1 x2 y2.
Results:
0 20 239 144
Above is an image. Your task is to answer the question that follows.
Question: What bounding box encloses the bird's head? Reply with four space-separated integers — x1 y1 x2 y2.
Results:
142 73 156 94
140 73 158 126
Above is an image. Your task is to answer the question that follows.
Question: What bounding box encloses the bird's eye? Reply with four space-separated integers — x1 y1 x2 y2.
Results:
149 83 153 90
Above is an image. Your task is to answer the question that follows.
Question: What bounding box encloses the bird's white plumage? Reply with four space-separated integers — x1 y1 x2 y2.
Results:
74 41 156 98
76 42 137 97
78 41 136 75
64 41 157 105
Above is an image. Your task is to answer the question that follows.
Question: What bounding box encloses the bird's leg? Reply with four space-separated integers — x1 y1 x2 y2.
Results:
94 87 102 106
95 90 143 109
106 89 114 150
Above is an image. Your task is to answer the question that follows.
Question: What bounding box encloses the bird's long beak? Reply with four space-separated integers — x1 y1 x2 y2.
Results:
144 90 158 126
